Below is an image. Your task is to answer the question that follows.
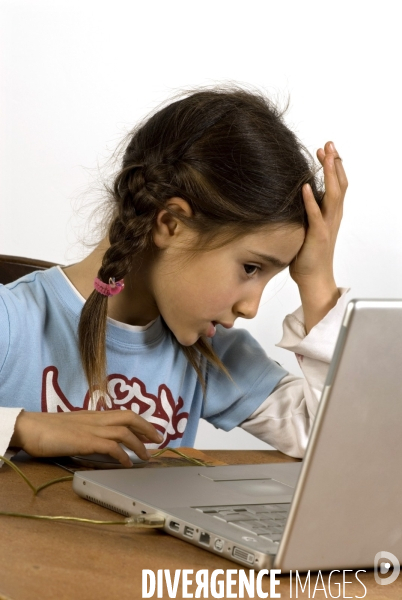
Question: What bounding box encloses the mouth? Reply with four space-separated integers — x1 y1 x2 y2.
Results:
206 321 233 337
206 322 217 338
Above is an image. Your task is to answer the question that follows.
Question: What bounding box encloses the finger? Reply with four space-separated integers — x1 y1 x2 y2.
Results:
302 184 323 228
324 140 337 155
127 421 164 444
324 142 348 212
136 432 156 443
317 142 341 170
321 144 343 211
91 439 136 468
77 410 164 444
93 425 151 461
333 154 348 193
316 147 325 166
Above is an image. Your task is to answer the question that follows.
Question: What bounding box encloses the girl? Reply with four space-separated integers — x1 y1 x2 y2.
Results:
0 86 348 467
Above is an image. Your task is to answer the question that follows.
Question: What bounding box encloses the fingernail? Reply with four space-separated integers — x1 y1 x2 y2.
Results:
156 432 164 442
329 141 336 152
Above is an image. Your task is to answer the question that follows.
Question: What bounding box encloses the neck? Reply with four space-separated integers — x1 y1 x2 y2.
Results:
62 238 160 326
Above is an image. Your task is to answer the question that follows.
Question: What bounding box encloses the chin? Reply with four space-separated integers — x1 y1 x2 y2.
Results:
172 330 198 347
178 336 199 347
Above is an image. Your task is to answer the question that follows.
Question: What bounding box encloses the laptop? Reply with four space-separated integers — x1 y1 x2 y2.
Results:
73 299 402 572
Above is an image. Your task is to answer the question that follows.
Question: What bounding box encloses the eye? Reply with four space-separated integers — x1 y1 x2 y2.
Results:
243 264 260 277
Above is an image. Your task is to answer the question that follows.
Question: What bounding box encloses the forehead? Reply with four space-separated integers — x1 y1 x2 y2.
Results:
232 224 305 260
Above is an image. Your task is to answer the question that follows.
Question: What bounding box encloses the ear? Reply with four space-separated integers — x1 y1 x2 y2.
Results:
152 197 194 249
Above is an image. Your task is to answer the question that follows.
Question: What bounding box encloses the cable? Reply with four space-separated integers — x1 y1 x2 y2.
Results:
0 511 165 528
0 454 73 494
151 447 211 466
1 455 36 490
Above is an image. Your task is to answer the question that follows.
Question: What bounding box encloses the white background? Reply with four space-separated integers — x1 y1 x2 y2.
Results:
1 0 401 449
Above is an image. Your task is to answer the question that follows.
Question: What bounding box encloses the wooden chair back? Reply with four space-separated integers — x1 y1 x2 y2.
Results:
0 255 57 285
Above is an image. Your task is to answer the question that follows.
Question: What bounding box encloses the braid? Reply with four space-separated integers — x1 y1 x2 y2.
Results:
79 167 160 405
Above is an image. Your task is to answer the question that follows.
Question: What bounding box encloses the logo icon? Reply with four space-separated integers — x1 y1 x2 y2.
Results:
374 551 400 585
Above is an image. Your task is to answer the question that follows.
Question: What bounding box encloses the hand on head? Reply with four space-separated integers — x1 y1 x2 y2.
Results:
290 141 347 287
289 141 348 332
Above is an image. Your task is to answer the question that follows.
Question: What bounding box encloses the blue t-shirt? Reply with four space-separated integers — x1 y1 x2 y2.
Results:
0 267 287 448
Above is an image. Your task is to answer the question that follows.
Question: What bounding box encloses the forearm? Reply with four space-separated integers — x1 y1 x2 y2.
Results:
298 277 340 334
241 374 318 458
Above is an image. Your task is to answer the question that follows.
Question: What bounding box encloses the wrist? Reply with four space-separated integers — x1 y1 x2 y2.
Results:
298 280 340 334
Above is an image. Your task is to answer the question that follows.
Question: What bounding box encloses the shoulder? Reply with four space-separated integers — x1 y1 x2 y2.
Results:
0 266 74 336
210 324 286 386
211 324 270 366
0 269 47 322
0 270 56 361
0 266 76 312
1 267 55 301
203 325 288 430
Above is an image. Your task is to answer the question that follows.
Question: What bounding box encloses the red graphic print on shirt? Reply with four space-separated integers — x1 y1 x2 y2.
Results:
41 366 189 448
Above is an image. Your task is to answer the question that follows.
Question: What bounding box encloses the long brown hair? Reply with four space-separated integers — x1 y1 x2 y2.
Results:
78 85 323 403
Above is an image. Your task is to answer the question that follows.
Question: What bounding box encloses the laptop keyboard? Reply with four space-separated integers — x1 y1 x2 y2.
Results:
195 503 291 543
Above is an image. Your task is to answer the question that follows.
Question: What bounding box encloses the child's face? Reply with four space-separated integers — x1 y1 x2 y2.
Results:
148 224 305 346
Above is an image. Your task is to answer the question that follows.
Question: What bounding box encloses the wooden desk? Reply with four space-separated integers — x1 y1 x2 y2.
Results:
0 451 399 600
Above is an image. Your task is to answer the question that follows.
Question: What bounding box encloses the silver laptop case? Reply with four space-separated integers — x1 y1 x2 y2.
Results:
73 299 402 572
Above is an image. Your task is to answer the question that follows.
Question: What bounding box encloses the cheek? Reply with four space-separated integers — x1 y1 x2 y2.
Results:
204 286 234 314
157 256 235 316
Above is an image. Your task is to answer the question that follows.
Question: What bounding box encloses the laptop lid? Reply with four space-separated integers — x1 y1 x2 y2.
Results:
275 299 402 571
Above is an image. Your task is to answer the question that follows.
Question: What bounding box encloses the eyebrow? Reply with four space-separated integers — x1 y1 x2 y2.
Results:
247 251 293 269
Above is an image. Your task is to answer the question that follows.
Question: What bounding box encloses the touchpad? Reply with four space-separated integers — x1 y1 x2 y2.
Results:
214 478 293 497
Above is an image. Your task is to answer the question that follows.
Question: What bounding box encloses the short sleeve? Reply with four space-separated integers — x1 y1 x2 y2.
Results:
201 326 287 431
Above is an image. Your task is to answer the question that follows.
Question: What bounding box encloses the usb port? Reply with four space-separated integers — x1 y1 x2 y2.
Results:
184 526 194 538
199 532 210 546
169 521 180 532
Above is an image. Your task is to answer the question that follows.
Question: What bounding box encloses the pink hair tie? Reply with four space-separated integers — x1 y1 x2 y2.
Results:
94 277 125 297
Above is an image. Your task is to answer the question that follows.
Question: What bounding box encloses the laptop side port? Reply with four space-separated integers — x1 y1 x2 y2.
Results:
169 521 180 532
214 538 224 552
199 532 210 546
184 526 194 538
232 546 255 565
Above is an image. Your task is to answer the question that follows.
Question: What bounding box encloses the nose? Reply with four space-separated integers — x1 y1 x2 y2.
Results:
233 288 262 320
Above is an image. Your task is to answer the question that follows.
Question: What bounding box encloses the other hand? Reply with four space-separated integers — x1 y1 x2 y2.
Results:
289 141 348 332
10 410 164 467
290 141 347 287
